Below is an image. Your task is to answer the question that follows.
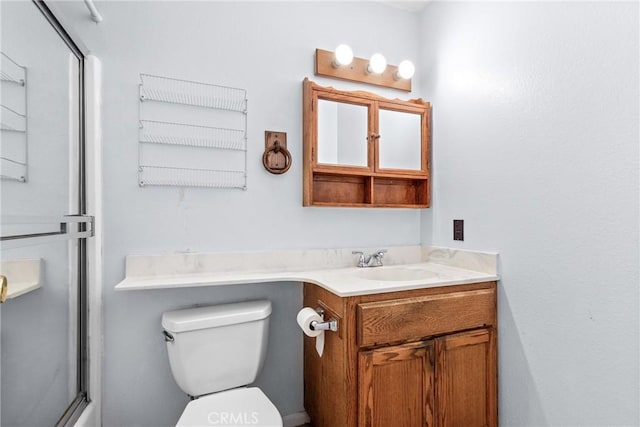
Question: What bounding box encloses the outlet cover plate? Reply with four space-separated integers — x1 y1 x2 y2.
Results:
453 219 464 241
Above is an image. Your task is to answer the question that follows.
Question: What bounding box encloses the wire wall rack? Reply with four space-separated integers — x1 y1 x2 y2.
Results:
1 52 27 183
139 74 247 113
1 105 27 132
138 73 248 189
139 120 246 151
1 52 25 86
138 166 246 188
0 157 27 182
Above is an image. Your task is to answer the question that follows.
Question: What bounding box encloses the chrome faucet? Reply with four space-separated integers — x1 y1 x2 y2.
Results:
352 249 387 268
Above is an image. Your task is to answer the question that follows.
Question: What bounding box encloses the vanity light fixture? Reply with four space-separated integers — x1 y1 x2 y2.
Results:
395 60 415 80
333 44 354 67
367 53 387 75
314 48 412 92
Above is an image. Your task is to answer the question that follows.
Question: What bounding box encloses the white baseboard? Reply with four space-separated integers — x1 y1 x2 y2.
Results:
282 411 310 427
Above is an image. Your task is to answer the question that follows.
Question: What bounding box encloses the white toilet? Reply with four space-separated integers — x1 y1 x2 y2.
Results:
162 300 283 427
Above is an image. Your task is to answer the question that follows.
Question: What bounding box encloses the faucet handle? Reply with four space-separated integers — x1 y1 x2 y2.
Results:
352 251 367 268
371 249 387 267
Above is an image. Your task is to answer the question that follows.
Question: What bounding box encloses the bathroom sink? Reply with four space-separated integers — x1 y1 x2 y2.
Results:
355 267 438 282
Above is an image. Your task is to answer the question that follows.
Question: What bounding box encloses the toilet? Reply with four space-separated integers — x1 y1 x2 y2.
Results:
162 300 283 427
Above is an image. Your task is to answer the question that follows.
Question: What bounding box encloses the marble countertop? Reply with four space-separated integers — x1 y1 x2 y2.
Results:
115 246 498 297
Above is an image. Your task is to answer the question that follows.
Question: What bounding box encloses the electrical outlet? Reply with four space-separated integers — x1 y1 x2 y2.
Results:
453 219 464 241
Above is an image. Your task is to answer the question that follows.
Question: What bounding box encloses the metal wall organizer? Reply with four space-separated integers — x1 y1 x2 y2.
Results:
138 74 248 189
139 120 245 151
1 52 28 183
138 166 246 189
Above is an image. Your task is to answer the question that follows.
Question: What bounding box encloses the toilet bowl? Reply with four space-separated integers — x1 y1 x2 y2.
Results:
176 388 281 427
162 300 283 427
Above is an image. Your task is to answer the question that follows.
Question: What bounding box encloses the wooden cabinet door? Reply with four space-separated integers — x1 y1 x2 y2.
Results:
358 341 434 427
435 328 497 427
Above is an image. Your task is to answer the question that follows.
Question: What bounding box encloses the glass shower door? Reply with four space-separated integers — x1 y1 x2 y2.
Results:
0 1 91 425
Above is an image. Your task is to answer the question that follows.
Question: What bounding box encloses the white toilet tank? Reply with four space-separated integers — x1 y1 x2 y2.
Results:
162 300 272 397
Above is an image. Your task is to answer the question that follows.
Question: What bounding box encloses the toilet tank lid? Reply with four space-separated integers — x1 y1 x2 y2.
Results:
162 300 272 333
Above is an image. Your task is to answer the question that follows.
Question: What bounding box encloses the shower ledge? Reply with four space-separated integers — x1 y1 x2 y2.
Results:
0 259 42 300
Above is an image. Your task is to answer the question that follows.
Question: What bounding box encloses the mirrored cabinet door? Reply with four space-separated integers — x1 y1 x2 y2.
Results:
318 99 369 167
378 107 424 171
316 99 370 168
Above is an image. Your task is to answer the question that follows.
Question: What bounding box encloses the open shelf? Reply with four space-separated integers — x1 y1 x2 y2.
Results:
1 53 28 183
373 177 429 207
139 120 246 151
0 71 24 86
139 74 247 112
1 52 26 86
1 157 27 182
0 259 41 300
139 165 246 189
309 172 428 208
138 73 248 189
0 105 26 132
312 173 372 205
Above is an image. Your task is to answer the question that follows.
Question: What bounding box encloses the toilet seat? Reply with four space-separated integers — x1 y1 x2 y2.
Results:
176 387 282 427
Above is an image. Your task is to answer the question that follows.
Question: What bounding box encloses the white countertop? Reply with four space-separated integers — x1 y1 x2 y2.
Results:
115 246 498 297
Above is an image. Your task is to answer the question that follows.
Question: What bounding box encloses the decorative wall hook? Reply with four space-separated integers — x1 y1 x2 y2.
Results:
263 131 292 174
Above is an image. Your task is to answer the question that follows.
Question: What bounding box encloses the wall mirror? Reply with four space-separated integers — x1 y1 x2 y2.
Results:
303 79 431 208
317 99 368 167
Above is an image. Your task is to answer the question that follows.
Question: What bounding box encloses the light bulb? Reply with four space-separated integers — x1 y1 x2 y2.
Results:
333 44 354 67
367 53 387 74
396 60 415 80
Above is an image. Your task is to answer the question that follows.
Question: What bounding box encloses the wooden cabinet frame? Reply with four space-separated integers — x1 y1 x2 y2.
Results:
303 78 431 208
303 281 498 427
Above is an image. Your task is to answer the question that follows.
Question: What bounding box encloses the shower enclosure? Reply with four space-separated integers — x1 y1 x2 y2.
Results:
0 1 92 425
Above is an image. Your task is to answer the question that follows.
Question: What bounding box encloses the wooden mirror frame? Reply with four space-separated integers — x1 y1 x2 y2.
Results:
303 78 431 208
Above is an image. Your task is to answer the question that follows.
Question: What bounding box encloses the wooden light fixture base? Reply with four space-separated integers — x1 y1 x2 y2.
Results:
315 48 411 92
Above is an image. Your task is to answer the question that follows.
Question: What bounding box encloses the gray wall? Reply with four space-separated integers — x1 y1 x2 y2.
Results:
53 2 422 426
419 2 639 426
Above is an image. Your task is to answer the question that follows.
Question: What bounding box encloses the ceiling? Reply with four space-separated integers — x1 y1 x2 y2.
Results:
377 1 431 12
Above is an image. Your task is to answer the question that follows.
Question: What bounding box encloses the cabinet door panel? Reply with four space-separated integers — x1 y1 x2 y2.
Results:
359 341 434 427
435 329 497 427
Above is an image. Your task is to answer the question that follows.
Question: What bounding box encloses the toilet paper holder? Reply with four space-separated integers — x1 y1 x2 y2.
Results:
310 307 338 332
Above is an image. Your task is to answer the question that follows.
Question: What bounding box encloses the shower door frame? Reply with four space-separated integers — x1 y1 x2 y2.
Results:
7 2 92 425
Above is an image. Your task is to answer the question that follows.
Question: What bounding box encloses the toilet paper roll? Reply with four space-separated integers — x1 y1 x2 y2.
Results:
296 307 325 357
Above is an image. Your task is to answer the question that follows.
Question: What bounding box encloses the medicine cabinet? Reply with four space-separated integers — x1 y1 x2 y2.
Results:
303 78 431 208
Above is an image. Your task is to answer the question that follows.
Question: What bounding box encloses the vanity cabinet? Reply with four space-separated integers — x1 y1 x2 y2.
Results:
302 79 431 208
303 281 497 427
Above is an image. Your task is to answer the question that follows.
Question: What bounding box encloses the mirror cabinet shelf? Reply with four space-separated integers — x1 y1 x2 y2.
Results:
303 78 431 208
